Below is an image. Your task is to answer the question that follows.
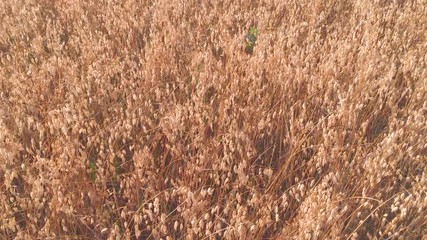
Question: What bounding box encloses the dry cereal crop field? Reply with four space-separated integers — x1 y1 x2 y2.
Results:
0 0 426 239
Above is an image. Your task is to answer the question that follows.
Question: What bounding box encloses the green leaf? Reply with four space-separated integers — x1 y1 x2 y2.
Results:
245 44 254 54
249 26 258 38
245 26 258 54
89 159 96 182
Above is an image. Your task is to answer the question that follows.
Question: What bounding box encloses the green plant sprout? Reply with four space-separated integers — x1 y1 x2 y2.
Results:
245 26 258 54
89 159 96 182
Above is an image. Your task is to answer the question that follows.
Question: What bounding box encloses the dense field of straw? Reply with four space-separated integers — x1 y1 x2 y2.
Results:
1 0 426 239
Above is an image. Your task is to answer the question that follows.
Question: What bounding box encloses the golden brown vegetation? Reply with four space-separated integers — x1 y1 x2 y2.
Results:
1 0 426 239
